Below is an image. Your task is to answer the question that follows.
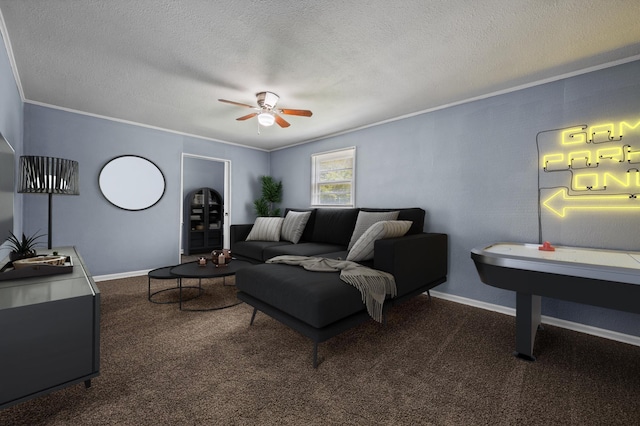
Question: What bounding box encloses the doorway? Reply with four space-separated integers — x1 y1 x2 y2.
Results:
180 154 231 257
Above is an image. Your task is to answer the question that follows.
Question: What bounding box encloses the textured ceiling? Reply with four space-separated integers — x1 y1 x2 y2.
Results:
1 1 640 151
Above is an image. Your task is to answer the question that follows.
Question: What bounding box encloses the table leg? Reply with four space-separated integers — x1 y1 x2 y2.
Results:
179 278 183 310
514 292 541 361
313 342 319 369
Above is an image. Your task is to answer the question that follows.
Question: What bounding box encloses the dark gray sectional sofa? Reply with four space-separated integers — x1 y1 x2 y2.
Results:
232 207 448 367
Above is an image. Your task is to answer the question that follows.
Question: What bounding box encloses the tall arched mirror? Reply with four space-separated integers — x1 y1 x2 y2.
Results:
99 155 165 211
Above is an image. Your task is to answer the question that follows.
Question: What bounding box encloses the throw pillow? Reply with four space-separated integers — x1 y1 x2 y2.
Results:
346 220 412 262
245 217 284 242
281 211 312 244
348 210 399 250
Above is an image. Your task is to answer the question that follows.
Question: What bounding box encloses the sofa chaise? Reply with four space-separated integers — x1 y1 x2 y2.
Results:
232 207 448 367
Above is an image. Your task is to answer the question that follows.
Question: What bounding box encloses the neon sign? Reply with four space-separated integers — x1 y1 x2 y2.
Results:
542 188 640 218
560 120 640 144
538 117 640 217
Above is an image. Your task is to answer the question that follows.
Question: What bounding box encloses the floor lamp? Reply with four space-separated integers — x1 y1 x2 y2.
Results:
18 156 79 249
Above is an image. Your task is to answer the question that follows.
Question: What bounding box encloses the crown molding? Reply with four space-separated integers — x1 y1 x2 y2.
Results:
0 8 25 101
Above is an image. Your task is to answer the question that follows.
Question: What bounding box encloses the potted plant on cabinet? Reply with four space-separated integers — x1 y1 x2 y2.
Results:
5 231 45 262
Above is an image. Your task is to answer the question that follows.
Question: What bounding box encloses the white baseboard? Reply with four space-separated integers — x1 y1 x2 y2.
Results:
429 290 640 348
93 270 150 282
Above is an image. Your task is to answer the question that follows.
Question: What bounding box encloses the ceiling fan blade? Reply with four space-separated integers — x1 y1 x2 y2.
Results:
218 99 255 109
236 113 258 121
274 114 290 128
279 108 313 117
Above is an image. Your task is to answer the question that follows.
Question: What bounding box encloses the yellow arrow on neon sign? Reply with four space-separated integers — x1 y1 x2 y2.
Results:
543 188 640 217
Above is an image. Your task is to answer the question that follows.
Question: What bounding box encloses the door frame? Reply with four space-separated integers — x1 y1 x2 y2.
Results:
180 153 231 257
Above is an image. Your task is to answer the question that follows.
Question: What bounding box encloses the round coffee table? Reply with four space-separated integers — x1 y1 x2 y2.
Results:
169 259 252 311
148 265 203 304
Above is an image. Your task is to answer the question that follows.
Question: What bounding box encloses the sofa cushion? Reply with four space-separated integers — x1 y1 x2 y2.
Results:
280 210 312 244
263 242 347 260
236 264 365 329
233 240 291 261
361 208 425 235
246 217 284 242
347 220 412 262
310 208 359 246
348 210 399 250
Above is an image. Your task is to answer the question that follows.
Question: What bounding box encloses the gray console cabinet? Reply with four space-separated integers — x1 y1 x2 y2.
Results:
0 246 100 409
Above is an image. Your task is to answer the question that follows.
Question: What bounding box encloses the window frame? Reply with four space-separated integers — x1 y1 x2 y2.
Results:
310 147 356 207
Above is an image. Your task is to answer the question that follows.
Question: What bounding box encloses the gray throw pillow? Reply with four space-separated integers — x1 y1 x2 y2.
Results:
280 211 312 244
346 220 412 262
348 210 399 250
246 217 284 242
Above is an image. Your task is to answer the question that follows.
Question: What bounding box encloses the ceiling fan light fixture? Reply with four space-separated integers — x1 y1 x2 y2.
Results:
219 93 311 130
257 112 275 126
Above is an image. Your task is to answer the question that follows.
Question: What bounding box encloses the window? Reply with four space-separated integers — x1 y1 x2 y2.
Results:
311 147 355 207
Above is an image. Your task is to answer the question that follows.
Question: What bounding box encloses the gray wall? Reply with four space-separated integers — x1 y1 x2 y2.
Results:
271 60 640 338
0 31 23 259
22 104 269 276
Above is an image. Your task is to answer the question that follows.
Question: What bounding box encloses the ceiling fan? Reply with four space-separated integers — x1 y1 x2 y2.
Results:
218 91 312 128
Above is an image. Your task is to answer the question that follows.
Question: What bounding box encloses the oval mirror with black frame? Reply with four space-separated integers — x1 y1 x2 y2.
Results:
99 155 166 211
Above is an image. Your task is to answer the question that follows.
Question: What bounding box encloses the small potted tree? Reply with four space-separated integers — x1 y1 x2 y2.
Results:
5 231 45 262
254 175 282 217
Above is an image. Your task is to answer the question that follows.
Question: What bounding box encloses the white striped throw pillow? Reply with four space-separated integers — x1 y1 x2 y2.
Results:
348 210 399 250
246 217 285 242
346 220 412 262
281 211 312 244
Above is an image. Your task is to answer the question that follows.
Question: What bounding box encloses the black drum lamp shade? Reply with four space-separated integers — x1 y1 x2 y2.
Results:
18 156 79 249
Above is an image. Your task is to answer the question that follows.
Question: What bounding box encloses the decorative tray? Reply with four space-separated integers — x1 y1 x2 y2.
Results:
0 255 74 281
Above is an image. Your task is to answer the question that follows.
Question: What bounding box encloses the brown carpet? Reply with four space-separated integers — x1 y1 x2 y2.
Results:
1 274 639 425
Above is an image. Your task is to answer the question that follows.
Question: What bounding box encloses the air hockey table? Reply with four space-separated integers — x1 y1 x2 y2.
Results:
471 242 640 360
